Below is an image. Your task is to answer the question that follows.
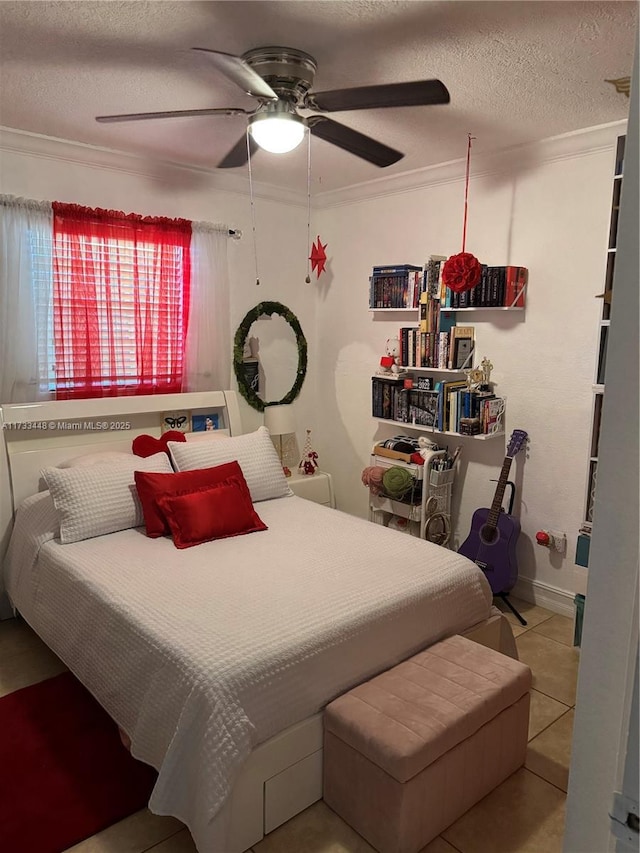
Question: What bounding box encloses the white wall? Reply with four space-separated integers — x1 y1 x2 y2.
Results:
313 122 626 610
0 128 317 450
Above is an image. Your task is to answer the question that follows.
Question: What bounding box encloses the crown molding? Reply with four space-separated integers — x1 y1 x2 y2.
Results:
0 120 627 212
0 126 308 208
313 120 628 209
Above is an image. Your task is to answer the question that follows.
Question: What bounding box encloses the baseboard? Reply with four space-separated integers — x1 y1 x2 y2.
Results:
512 577 576 619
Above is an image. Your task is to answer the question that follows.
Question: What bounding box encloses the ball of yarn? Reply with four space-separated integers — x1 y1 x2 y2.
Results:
361 465 386 496
382 466 414 499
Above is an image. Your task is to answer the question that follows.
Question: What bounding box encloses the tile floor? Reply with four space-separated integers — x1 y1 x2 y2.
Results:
0 597 579 853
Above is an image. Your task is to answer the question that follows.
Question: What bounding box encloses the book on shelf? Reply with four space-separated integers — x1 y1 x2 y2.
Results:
449 264 527 308
423 256 447 300
372 264 422 275
371 376 404 421
448 325 475 369
369 264 423 309
482 397 505 433
437 332 449 369
408 389 439 427
505 266 527 308
439 379 467 431
419 291 428 330
453 337 473 369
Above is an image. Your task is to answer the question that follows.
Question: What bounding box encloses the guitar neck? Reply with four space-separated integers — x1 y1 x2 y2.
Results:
486 455 514 529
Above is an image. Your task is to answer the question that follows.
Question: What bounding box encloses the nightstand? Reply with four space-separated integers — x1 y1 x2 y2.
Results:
288 471 335 508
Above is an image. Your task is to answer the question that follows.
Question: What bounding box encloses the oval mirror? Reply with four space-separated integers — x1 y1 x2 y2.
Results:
233 302 307 412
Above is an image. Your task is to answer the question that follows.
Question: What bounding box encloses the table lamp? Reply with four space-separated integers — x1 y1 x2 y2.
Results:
264 404 296 476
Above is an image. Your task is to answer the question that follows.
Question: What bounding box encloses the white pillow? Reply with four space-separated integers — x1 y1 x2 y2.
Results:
42 452 173 544
168 426 292 503
58 451 133 468
184 431 230 443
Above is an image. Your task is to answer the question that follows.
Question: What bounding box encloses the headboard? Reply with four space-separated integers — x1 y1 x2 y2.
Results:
0 390 242 613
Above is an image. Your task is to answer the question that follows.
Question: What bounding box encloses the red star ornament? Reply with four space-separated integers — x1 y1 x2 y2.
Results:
309 236 328 278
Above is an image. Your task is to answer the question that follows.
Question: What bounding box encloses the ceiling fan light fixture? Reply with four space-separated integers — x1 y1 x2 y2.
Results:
249 113 306 154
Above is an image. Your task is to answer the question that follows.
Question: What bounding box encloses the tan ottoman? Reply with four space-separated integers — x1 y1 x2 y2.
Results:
323 635 532 853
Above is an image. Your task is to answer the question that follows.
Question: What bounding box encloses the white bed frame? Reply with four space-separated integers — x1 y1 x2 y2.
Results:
0 391 516 852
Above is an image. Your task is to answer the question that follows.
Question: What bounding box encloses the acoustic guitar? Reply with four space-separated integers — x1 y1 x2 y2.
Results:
458 429 528 620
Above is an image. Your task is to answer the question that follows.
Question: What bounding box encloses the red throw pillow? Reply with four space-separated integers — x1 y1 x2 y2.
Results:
132 431 186 459
157 478 267 549
134 461 243 537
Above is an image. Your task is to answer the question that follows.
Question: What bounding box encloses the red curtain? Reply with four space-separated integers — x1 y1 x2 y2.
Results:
52 203 191 399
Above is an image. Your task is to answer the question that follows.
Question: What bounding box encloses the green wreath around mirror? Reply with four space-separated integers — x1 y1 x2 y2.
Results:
233 301 308 413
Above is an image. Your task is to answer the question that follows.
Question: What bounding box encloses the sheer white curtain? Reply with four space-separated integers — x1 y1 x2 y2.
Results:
183 222 231 392
0 196 53 403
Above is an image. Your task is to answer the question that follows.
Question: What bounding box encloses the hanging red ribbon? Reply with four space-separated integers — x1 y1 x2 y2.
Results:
442 134 482 294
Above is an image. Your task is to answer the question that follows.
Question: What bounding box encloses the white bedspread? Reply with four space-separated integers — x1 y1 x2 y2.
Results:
5 492 491 851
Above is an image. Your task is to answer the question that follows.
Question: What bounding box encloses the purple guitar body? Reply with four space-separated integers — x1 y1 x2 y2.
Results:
458 509 521 594
458 429 528 596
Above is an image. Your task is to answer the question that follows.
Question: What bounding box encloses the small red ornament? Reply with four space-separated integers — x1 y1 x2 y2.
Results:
309 236 328 278
442 251 482 293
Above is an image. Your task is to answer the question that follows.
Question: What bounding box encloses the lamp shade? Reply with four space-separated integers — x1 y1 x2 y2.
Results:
249 114 305 154
263 404 295 437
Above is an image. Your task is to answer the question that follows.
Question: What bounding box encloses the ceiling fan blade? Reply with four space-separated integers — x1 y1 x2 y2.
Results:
96 107 250 124
217 133 258 169
308 116 403 168
191 48 278 101
306 80 450 112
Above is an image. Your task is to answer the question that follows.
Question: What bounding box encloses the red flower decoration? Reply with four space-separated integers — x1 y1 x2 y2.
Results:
442 252 482 293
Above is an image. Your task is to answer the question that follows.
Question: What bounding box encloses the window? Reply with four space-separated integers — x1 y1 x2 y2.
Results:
37 204 192 399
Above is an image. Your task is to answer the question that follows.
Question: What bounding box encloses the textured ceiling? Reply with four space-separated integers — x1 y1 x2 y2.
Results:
0 1 636 193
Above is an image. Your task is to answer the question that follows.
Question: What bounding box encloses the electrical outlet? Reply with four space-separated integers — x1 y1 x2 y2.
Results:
548 530 567 554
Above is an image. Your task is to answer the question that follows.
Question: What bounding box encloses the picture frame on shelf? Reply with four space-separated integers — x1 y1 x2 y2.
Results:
191 413 220 432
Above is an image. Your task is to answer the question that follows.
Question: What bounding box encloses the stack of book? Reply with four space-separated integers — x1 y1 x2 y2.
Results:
436 382 505 434
372 375 505 436
369 264 423 309
448 266 527 309
371 376 405 421
370 258 527 311
395 314 475 370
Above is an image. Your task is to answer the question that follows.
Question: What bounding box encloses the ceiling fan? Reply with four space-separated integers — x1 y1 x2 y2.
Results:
96 46 450 169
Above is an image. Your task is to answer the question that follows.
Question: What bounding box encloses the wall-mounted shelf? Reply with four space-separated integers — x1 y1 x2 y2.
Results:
369 308 420 313
375 417 504 439
369 257 518 443
396 367 466 374
442 307 525 313
371 306 525 314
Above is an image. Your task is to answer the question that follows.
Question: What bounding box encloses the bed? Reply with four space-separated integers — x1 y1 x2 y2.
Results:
0 391 516 852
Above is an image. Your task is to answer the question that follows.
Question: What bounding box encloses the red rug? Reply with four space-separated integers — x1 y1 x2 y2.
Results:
0 671 157 853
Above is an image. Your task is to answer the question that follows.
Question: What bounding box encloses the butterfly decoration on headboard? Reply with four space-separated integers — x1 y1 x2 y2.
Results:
162 412 189 434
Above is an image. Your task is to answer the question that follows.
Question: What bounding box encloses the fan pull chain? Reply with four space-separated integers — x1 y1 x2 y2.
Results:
305 130 312 284
246 128 260 285
461 133 476 253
